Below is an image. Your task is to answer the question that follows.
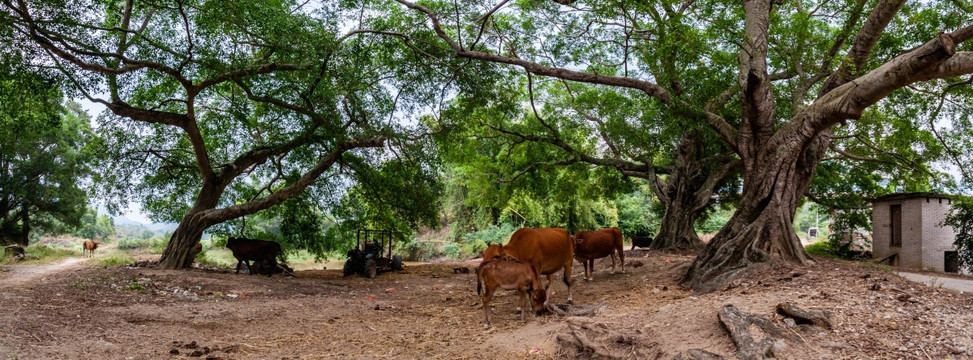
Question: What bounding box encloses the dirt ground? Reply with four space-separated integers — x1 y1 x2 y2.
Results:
1 250 972 359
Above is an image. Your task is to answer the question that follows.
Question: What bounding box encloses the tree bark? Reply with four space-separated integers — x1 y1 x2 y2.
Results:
648 132 738 252
157 181 223 270
159 219 205 269
17 203 29 246
652 202 704 251
682 130 822 292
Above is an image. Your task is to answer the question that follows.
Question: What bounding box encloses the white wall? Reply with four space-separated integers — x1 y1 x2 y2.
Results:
920 197 956 272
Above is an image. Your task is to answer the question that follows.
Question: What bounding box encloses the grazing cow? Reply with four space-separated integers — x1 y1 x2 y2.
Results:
476 259 547 327
481 227 575 304
82 240 100 257
574 227 625 281
225 237 282 276
630 232 654 250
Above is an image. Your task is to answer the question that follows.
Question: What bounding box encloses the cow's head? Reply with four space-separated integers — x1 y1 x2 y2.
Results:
574 232 585 245
481 243 502 262
528 264 547 313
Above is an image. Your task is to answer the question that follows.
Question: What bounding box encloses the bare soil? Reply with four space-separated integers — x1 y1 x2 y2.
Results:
1 250 971 359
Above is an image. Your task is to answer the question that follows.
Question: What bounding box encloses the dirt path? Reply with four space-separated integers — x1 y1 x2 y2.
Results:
2 253 973 359
0 257 87 288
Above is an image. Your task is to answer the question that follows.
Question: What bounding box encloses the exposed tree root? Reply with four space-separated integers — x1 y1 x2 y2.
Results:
555 317 662 359
671 349 727 360
545 303 608 317
718 304 794 360
775 302 833 329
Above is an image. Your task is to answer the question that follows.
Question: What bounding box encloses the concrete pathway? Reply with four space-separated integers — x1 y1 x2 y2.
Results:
896 271 973 293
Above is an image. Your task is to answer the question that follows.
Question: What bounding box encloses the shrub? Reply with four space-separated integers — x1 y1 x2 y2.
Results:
804 241 831 257
443 243 461 259
94 255 136 268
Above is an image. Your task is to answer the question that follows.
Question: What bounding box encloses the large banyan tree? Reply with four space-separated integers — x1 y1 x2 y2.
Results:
1 0 450 268
377 0 973 290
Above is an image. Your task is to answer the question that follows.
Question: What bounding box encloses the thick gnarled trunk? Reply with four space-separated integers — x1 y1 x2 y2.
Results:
159 220 205 269
158 183 223 270
648 132 735 252
651 191 704 252
682 134 827 292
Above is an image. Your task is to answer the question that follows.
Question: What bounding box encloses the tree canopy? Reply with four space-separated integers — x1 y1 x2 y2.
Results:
0 55 92 245
375 0 973 290
1 0 456 267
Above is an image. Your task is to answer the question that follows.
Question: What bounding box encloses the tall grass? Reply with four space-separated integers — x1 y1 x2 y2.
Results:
0 243 78 264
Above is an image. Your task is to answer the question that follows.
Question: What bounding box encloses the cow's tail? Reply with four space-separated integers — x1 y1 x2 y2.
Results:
475 267 483 295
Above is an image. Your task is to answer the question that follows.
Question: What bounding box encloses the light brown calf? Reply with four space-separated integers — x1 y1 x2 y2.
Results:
476 259 547 328
82 240 100 257
481 227 575 303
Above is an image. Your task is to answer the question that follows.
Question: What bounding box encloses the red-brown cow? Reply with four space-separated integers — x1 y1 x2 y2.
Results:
481 227 575 304
82 240 100 257
574 227 625 281
476 259 546 327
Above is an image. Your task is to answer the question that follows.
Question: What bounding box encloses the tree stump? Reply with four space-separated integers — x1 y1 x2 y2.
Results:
3 245 25 260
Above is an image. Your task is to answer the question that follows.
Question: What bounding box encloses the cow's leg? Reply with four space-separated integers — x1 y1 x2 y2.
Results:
482 288 494 328
518 290 528 322
540 274 554 306
587 259 594 281
245 260 254 275
563 261 574 304
235 260 243 274
617 245 625 274
610 252 617 275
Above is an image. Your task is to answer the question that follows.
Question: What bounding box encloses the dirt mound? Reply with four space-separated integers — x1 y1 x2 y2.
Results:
0 251 970 359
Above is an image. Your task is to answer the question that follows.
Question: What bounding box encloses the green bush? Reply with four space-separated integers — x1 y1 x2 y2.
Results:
116 237 168 253
443 243 461 259
459 223 518 246
804 241 831 257
94 255 136 268
400 239 438 261
462 239 488 258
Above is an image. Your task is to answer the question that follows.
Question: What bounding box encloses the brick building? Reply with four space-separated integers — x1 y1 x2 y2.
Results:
871 192 961 273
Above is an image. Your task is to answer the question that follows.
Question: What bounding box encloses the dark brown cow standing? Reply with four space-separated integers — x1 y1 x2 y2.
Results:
630 232 654 250
574 227 625 281
481 227 575 304
225 237 282 276
476 259 547 327
82 240 100 257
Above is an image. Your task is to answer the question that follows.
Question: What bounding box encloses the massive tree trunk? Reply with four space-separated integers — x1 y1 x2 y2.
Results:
682 132 829 291
158 184 222 269
648 132 738 252
160 220 206 269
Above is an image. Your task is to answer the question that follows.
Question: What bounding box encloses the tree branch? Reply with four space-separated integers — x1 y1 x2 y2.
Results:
201 137 386 226
393 0 673 103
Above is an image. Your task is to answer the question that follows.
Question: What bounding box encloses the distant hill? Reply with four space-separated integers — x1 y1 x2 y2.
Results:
112 216 179 239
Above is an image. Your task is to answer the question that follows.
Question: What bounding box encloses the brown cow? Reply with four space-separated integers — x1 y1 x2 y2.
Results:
476 259 547 327
574 227 625 281
481 227 575 304
226 237 282 276
630 232 654 250
82 240 100 257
